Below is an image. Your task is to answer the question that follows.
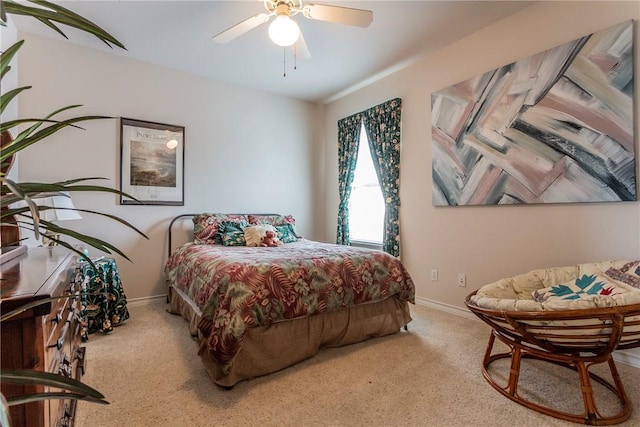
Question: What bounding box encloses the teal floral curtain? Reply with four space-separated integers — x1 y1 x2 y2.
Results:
361 98 403 257
336 113 362 246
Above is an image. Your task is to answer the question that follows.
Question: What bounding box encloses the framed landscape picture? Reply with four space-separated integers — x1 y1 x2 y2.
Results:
120 118 185 205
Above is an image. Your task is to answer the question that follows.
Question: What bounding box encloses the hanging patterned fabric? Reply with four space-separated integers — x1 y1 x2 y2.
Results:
336 112 362 246
79 258 130 341
361 98 403 257
337 98 403 257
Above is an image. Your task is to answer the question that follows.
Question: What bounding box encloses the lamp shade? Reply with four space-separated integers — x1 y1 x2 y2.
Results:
38 192 82 221
268 15 300 47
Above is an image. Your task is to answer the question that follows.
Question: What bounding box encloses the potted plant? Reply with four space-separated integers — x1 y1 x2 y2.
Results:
1 1 147 425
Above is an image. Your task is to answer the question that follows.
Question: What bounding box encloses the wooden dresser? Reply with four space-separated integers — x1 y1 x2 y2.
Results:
1 246 85 427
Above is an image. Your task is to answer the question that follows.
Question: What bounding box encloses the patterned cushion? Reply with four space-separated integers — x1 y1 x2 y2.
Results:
220 231 246 246
193 214 248 245
531 274 627 303
218 220 248 233
605 260 640 289
275 223 298 243
218 220 248 246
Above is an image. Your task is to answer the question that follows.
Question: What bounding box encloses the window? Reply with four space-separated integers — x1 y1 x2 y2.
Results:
348 122 384 244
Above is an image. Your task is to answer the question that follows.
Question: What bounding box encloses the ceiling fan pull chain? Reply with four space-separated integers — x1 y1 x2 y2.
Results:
283 47 287 77
294 43 297 71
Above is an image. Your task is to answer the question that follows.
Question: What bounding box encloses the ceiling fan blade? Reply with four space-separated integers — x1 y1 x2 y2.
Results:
291 30 311 61
212 13 270 44
303 4 373 28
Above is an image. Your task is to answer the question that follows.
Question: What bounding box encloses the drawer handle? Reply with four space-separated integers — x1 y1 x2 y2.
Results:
52 312 63 324
49 337 65 350
58 355 72 377
59 403 72 426
50 323 70 349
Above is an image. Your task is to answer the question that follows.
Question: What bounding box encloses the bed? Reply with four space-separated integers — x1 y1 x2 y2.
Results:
164 213 415 388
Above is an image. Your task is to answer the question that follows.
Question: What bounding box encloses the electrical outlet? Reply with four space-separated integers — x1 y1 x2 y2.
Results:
431 270 438 281
457 273 466 287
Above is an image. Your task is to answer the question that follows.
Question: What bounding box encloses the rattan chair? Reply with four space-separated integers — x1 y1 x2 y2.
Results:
465 290 640 425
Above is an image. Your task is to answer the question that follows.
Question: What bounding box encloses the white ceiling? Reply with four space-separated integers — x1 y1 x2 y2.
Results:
9 0 534 103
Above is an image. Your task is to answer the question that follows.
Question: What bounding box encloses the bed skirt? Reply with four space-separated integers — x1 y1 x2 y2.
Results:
167 285 412 387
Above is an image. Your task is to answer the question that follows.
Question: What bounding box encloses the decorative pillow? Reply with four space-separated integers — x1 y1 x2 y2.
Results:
248 214 300 237
220 230 246 246
218 220 248 246
531 274 627 303
217 220 248 233
244 224 277 247
275 223 298 243
193 214 247 245
605 261 640 289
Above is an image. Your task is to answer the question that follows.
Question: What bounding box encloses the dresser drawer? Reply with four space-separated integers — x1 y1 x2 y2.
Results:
43 297 71 353
0 247 86 427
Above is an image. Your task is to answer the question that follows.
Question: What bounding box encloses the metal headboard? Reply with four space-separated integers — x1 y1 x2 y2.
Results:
167 213 281 258
168 214 197 258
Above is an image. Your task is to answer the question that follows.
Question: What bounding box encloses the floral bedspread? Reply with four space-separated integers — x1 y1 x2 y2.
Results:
164 239 415 372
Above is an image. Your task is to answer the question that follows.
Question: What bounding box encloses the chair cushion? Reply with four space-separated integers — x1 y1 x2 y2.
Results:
531 274 627 303
471 260 640 312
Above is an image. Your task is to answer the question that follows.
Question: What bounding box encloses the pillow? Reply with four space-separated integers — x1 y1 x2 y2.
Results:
248 214 301 237
605 261 640 289
193 214 247 245
217 220 248 233
220 230 246 246
244 224 277 247
218 220 248 246
531 274 627 303
275 223 298 243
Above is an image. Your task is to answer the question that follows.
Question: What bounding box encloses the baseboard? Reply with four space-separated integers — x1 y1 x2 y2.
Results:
614 348 640 368
414 296 640 369
127 294 167 307
414 296 478 321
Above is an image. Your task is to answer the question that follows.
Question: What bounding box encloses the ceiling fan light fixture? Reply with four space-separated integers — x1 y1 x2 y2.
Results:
268 15 300 47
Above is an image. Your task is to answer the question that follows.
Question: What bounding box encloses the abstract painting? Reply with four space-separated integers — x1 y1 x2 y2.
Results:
431 20 634 206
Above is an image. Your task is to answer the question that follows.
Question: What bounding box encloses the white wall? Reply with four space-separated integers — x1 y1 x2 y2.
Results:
1 18 18 122
321 1 640 311
16 33 321 300
1 16 19 182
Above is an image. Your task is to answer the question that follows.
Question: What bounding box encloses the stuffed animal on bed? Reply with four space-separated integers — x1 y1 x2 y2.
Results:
260 230 281 247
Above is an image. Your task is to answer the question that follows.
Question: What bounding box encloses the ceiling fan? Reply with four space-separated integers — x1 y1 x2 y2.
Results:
212 0 373 60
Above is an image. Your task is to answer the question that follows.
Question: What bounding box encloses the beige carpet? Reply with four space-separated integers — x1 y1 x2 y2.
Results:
75 302 640 427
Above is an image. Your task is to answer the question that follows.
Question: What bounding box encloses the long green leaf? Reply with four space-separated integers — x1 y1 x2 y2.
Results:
2 103 83 148
0 85 31 116
1 369 106 399
1 290 105 323
34 0 125 49
3 1 125 49
1 115 109 160
5 215 143 264
9 221 99 271
0 39 23 80
1 181 144 206
14 115 106 145
49 207 147 238
8 392 109 406
1 117 87 133
33 15 68 39
3 178 41 237
0 294 79 322
2 104 85 148
41 221 133 261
